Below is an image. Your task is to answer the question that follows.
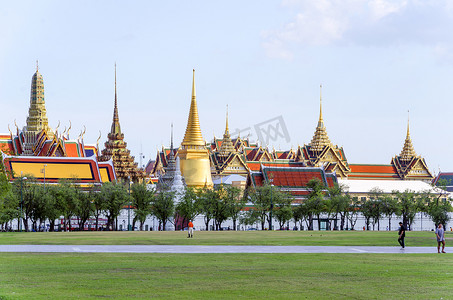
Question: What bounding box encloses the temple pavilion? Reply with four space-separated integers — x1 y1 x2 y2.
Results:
0 64 116 185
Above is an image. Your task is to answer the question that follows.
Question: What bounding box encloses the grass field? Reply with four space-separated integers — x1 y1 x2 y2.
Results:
0 230 451 246
0 253 452 299
1 231 452 299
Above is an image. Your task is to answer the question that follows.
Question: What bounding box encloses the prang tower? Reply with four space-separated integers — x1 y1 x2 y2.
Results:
178 70 213 188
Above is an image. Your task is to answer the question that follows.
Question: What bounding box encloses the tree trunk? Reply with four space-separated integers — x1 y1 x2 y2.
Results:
388 217 391 231
316 214 321 231
233 218 237 231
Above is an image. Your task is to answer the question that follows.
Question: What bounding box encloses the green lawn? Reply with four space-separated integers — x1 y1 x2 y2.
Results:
0 253 451 299
0 230 451 246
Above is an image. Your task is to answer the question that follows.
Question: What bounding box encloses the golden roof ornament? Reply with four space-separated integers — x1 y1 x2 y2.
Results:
309 84 331 152
400 111 416 161
218 104 236 157
181 69 205 147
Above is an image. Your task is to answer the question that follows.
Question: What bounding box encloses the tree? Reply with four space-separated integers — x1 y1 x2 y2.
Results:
44 185 63 232
55 182 78 231
292 204 304 230
91 185 104 230
360 198 374 231
131 183 154 231
381 194 400 231
175 187 200 226
274 193 293 230
224 185 245 231
327 184 350 230
101 182 128 230
306 179 325 230
198 187 218 231
74 187 93 230
247 185 274 230
152 190 175 231
347 197 360 230
393 190 418 230
212 186 230 230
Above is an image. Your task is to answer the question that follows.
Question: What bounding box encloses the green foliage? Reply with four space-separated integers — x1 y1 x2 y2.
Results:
152 190 175 231
224 185 246 231
176 187 200 222
100 182 129 230
131 183 154 231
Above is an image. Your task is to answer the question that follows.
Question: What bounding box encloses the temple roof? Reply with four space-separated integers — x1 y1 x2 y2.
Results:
399 117 416 161
181 69 205 147
309 85 331 152
218 105 236 157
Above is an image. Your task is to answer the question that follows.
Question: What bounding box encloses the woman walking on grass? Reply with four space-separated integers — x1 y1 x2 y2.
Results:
435 224 446 253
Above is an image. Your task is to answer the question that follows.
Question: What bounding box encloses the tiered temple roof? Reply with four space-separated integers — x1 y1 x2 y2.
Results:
98 66 145 182
296 86 350 178
1 66 116 185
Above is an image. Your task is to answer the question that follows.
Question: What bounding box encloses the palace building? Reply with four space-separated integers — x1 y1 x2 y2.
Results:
0 65 116 185
150 83 435 203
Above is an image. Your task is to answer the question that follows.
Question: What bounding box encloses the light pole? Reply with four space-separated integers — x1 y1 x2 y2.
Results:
41 164 47 190
269 173 274 231
128 177 132 231
19 174 27 232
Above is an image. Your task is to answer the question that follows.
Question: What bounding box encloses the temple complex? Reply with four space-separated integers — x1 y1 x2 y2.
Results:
149 84 435 194
98 66 145 183
177 70 213 188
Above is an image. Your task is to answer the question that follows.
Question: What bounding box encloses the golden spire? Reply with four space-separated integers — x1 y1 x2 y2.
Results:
309 84 331 152
111 63 122 135
400 111 416 161
219 104 235 157
181 69 205 147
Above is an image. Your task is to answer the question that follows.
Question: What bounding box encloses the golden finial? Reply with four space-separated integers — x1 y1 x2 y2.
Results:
181 69 205 147
319 84 323 121
407 109 410 136
97 130 102 144
14 119 19 134
226 104 229 133
55 120 60 133
8 124 12 137
67 120 72 138
36 60 39 72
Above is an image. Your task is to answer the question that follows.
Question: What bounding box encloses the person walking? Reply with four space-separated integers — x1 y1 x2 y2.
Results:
435 224 446 253
188 220 194 238
398 222 406 250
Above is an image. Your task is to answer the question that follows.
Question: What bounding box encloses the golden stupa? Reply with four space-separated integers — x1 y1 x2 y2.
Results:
178 69 213 188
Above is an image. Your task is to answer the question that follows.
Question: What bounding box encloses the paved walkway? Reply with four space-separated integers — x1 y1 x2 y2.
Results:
0 245 450 253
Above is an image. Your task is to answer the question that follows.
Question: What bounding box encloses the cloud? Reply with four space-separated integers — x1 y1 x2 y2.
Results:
262 0 453 60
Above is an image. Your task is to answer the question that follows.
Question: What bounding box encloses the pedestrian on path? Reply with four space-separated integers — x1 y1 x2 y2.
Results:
435 224 446 253
398 222 406 250
188 220 194 238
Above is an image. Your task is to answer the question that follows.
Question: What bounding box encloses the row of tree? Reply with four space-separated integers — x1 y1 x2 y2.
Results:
0 171 451 231
242 179 452 231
